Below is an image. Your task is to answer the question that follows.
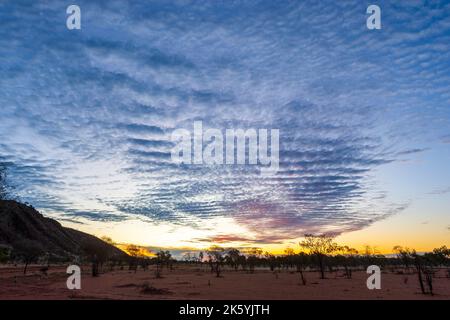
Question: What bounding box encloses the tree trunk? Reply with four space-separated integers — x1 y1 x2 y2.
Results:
417 266 425 294
344 265 352 279
318 255 325 279
92 261 99 277
425 271 433 296
215 262 221 278
299 270 306 285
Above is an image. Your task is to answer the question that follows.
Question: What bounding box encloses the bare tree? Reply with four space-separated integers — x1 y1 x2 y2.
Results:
394 246 436 295
154 250 172 277
284 248 295 270
13 240 44 274
427 246 449 266
264 251 276 272
207 246 225 277
300 234 339 279
164 251 173 269
294 251 309 285
393 246 413 273
244 247 262 273
338 246 358 279
155 251 165 278
81 240 112 277
226 248 240 271
411 250 430 295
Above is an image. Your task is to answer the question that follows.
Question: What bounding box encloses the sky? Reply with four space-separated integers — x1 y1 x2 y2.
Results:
0 0 449 254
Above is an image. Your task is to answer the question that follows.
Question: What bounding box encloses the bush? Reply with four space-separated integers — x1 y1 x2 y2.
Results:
0 245 11 263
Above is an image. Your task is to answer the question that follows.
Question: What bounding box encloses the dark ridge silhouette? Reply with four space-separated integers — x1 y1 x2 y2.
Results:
0 200 126 260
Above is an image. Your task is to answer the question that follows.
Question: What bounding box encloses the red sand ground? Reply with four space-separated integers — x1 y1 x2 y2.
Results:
0 265 449 300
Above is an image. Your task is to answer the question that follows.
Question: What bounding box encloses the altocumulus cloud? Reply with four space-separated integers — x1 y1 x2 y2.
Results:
0 0 450 243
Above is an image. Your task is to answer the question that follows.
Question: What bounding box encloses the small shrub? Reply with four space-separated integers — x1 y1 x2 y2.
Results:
140 282 172 295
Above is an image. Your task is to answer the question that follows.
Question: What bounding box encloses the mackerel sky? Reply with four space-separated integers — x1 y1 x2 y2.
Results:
0 0 449 249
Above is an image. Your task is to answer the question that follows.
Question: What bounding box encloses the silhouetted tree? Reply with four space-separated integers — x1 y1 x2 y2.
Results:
185 240 449 292
226 248 241 271
393 246 413 273
284 248 295 269
411 250 430 295
13 240 44 274
237 253 247 271
394 246 435 295
300 234 339 279
155 252 163 278
338 246 358 279
244 248 262 273
81 241 111 277
38 252 52 277
295 252 310 285
164 251 173 269
427 246 449 267
155 250 172 277
264 252 276 272
207 246 225 277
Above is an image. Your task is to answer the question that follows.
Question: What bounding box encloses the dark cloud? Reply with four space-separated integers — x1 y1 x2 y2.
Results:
194 235 285 245
395 148 430 156
117 123 165 135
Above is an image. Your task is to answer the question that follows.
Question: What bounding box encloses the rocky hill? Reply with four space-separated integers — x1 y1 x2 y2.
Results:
0 200 127 260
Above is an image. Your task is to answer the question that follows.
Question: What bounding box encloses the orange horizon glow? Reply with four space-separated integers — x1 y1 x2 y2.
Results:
106 232 448 257
59 205 449 257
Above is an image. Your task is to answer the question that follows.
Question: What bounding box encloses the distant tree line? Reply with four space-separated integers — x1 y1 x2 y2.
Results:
179 235 449 296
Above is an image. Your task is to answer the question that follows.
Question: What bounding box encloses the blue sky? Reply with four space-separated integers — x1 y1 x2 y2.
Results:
0 0 449 250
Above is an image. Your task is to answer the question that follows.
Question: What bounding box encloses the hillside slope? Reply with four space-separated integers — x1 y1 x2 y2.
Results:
0 200 126 260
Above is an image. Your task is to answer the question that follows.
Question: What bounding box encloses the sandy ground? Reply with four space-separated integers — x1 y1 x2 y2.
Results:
0 265 449 300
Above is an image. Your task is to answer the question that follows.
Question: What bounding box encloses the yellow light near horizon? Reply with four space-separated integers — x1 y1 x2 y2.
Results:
59 208 449 255
61 215 254 250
